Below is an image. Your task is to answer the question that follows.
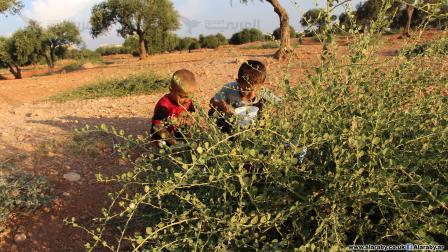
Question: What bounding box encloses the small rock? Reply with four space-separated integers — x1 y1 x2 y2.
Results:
14 233 27 243
63 192 71 197
43 207 51 213
63 172 81 182
25 113 32 117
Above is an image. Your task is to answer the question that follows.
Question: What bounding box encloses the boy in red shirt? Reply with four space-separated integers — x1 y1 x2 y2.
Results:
151 69 197 146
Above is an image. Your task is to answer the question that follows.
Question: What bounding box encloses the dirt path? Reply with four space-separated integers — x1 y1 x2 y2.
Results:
0 33 432 251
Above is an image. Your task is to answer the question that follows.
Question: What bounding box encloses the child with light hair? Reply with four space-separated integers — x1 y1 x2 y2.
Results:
151 69 197 146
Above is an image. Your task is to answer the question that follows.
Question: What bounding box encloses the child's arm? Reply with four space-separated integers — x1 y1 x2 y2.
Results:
152 107 177 145
210 98 234 115
253 88 281 113
153 125 177 145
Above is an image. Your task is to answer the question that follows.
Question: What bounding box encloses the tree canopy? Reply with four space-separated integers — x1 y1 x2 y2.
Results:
273 26 296 40
229 28 264 45
240 0 292 60
339 0 448 33
176 37 200 52
0 0 23 14
0 22 46 79
90 0 179 59
0 20 81 78
45 21 82 68
301 8 336 32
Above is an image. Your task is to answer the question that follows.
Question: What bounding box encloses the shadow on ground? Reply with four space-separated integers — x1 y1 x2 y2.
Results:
0 119 140 251
28 116 152 136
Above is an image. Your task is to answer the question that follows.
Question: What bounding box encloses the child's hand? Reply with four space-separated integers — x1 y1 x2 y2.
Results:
166 138 177 146
217 100 234 115
179 113 195 126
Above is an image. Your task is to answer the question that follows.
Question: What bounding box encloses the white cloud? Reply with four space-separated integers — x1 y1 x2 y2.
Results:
21 0 118 48
174 0 210 18
18 0 212 49
24 0 99 26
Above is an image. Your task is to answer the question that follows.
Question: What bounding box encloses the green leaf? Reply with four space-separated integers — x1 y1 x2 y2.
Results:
240 217 250 224
250 216 259 225
372 137 381 145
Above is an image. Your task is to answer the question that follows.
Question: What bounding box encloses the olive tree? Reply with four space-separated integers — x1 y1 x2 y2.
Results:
177 37 200 52
44 21 82 68
402 0 447 36
241 0 292 60
0 22 45 79
90 0 179 59
353 0 445 36
301 8 336 32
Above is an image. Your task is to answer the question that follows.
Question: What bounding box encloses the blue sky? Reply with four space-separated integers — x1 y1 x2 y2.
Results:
0 0 362 49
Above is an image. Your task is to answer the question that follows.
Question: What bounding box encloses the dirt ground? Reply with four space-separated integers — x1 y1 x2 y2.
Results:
0 33 441 251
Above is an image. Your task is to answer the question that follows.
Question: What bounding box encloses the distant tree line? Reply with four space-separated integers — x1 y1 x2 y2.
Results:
0 21 82 79
301 1 448 36
95 26 302 57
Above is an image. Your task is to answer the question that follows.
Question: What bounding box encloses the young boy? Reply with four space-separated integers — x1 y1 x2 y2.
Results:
209 60 276 133
151 69 197 146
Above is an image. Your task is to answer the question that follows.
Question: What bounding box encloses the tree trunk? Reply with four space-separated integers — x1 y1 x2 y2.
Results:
404 5 415 37
266 0 292 60
138 33 148 60
49 48 56 69
43 54 53 70
9 64 22 79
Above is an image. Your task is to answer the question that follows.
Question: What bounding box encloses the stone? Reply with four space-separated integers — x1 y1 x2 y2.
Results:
63 172 81 182
14 233 27 243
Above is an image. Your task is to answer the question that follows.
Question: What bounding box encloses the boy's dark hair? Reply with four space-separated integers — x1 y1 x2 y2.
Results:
237 60 267 86
171 69 196 92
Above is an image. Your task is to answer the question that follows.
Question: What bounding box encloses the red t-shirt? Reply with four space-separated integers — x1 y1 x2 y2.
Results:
151 94 194 134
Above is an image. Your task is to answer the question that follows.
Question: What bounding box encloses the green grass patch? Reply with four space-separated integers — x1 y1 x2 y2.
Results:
61 61 84 72
1 155 50 231
60 58 105 72
241 41 280 50
49 72 170 102
401 37 448 58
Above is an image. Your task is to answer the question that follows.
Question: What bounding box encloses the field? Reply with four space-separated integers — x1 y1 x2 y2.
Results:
0 32 447 251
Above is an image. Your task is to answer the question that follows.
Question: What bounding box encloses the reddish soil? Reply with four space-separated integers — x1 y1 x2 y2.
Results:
0 32 445 251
